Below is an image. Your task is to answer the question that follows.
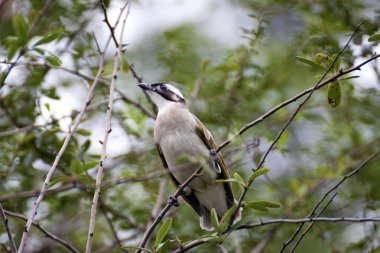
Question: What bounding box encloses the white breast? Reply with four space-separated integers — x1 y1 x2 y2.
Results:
154 104 213 185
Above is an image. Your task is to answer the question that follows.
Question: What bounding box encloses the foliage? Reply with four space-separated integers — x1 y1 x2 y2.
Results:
0 0 380 253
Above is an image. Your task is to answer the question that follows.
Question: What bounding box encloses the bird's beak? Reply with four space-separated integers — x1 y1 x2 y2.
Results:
137 83 153 91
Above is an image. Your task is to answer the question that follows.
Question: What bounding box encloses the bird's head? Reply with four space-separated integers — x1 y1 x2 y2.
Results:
138 83 185 109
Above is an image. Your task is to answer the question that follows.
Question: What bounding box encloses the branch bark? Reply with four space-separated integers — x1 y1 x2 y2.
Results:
85 1 130 252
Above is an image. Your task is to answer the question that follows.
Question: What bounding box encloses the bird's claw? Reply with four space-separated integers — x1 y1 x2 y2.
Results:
168 196 179 207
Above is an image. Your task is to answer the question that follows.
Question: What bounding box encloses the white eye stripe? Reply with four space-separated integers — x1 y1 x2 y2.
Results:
165 84 184 99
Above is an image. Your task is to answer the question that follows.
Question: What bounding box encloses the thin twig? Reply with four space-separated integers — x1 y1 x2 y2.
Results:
237 216 380 230
136 167 203 253
173 239 208 253
289 193 338 253
218 243 228 253
0 203 17 253
85 2 130 252
280 149 380 253
99 201 128 252
146 179 168 229
100 0 119 47
5 210 79 253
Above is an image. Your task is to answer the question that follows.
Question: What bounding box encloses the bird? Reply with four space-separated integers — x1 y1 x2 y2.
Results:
138 82 239 230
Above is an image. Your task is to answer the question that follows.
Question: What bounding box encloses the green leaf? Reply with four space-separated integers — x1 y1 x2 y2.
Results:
76 128 91 136
44 103 50 112
47 176 68 188
231 214 256 230
210 208 219 232
5 36 20 59
368 34 380 42
246 200 281 212
121 246 152 252
314 53 332 69
34 29 63 46
219 205 238 233
294 56 324 70
80 139 91 153
340 75 360 81
12 14 29 44
120 53 129 73
248 168 270 184
200 58 211 72
233 172 244 184
77 161 99 174
331 54 341 73
327 80 342 108
46 55 62 66
154 240 171 253
154 218 172 247
216 178 246 187
32 47 45 55
199 234 219 241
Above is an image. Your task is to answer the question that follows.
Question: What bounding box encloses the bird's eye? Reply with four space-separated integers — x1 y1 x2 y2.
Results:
160 84 167 90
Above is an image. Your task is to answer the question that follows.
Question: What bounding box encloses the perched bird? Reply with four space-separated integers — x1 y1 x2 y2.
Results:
138 82 239 230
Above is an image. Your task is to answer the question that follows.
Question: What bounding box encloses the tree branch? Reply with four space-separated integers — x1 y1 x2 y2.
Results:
5 210 79 253
100 0 119 48
0 203 17 253
289 193 338 253
135 167 203 253
236 217 380 230
85 2 130 252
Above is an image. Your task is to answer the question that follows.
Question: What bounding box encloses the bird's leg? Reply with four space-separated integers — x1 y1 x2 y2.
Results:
210 149 218 159
168 196 179 207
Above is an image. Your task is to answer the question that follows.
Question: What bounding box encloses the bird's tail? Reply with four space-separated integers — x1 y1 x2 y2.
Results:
200 206 213 231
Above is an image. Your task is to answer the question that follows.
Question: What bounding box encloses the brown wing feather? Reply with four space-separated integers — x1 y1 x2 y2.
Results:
193 116 235 208
156 143 203 216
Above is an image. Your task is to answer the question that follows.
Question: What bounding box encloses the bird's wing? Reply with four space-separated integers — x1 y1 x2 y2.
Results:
193 116 235 207
156 143 203 216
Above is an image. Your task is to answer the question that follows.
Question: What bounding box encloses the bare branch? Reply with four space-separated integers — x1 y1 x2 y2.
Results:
0 203 17 253
145 179 168 229
100 0 119 47
136 167 203 253
236 217 380 230
5 210 79 253
99 200 128 252
85 3 130 252
173 239 207 253
289 193 338 253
